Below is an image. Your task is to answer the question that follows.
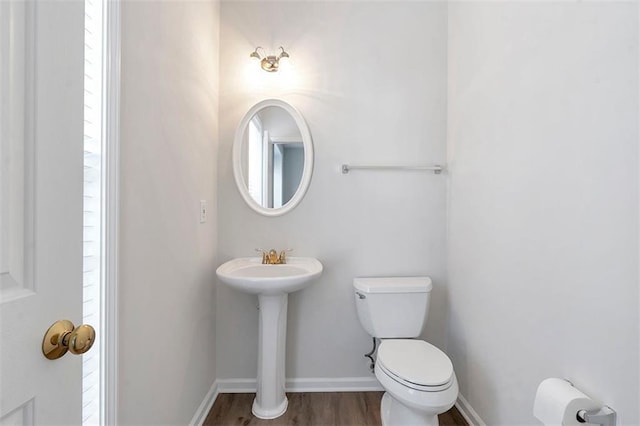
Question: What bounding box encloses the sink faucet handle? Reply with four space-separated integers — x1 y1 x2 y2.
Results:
278 249 293 264
255 248 268 264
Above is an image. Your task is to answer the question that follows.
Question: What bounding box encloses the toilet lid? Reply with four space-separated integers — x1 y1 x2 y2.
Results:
377 340 453 388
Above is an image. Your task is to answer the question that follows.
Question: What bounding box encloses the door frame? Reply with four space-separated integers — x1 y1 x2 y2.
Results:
104 0 121 424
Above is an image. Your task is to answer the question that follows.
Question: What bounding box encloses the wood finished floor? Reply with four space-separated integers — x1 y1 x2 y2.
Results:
204 392 468 426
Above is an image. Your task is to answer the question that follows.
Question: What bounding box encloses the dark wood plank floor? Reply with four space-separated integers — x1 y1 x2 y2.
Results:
204 392 468 426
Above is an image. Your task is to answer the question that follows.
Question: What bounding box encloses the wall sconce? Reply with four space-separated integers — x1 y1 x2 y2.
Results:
250 46 290 72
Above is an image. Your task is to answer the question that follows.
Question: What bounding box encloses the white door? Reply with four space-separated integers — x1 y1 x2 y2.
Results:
1 1 87 424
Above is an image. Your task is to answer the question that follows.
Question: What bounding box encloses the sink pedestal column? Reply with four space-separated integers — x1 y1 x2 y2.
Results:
252 294 288 419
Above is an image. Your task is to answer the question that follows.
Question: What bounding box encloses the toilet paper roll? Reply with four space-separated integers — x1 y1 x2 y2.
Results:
533 378 600 426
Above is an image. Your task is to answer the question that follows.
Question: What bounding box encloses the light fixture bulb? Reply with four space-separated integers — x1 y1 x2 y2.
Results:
278 47 290 59
250 47 264 60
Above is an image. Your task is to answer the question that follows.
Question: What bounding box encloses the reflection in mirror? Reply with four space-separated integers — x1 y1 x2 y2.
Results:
233 99 313 216
241 106 304 208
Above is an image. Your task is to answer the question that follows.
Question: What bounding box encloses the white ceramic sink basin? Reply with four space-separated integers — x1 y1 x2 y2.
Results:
216 257 323 295
215 255 323 419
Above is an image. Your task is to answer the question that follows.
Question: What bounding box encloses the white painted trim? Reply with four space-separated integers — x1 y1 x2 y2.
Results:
103 0 120 424
216 377 383 394
455 393 486 426
190 381 220 426
637 4 640 425
269 136 302 144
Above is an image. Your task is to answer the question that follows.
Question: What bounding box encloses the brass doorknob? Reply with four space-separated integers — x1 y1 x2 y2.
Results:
42 320 96 360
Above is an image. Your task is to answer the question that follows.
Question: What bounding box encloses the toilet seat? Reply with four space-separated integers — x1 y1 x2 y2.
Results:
377 340 454 392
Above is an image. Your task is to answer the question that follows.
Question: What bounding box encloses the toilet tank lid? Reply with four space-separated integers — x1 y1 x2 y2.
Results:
353 277 432 294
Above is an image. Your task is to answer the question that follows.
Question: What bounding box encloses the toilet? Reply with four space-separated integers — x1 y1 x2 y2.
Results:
353 277 458 426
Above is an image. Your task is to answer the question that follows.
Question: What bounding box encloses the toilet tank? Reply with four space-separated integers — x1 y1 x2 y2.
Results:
353 277 432 338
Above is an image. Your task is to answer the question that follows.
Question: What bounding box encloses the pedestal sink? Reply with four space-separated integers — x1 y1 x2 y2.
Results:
216 256 323 419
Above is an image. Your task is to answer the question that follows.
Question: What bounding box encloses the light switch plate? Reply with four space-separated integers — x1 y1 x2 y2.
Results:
200 200 207 223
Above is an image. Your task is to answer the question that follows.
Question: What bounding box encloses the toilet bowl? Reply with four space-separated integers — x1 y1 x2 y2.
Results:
375 339 458 426
352 277 459 426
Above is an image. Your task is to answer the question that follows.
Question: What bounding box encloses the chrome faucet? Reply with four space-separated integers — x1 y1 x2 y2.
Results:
255 248 291 264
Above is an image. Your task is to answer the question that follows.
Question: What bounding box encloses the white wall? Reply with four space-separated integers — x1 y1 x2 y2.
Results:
119 1 219 423
447 2 639 424
217 1 448 382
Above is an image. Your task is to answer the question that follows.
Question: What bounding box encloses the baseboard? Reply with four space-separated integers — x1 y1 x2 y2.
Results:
189 380 219 426
455 393 486 426
192 377 475 426
216 376 383 393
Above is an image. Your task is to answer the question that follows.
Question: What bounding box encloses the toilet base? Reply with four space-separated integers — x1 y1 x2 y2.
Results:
380 392 439 426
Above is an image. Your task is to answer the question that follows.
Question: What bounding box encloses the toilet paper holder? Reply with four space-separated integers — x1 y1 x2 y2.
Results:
534 378 618 426
576 406 617 426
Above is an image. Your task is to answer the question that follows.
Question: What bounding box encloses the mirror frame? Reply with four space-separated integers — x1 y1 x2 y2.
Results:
232 99 314 217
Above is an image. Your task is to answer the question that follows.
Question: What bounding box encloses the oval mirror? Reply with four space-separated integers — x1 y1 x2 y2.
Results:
233 99 314 216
